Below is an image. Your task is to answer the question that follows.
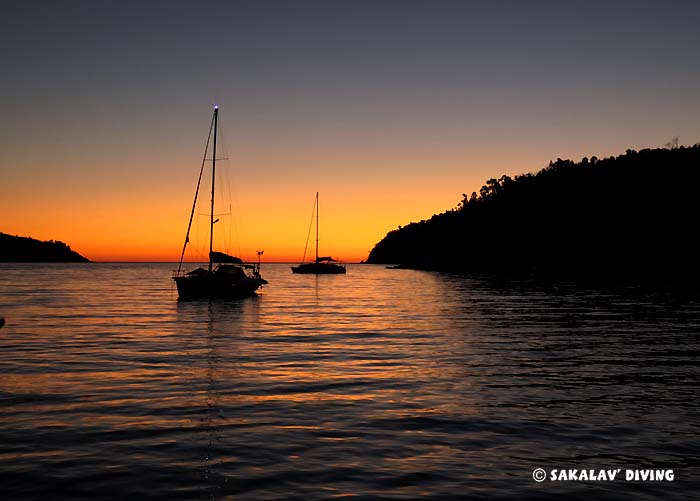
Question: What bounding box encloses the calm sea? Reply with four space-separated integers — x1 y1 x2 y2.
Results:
0 263 698 500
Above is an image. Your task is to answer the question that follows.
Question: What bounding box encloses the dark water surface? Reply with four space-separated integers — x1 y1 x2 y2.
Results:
0 263 698 499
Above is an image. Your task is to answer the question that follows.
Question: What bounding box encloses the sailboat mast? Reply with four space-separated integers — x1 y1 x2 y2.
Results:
315 191 319 263
209 106 218 273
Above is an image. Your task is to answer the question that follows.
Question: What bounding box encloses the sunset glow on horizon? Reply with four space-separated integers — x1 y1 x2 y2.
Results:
2 1 700 262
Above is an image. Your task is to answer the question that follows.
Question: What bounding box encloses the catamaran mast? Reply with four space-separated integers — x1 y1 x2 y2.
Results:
209 105 218 273
315 191 319 263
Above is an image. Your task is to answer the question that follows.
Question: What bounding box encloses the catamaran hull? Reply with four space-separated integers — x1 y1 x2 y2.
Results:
291 263 346 274
173 275 265 300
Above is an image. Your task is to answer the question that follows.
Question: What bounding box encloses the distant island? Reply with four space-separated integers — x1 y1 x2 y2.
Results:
367 145 700 283
0 233 90 262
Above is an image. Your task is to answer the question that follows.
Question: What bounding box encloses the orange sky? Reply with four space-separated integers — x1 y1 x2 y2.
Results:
1 141 515 262
2 107 695 263
1 121 693 263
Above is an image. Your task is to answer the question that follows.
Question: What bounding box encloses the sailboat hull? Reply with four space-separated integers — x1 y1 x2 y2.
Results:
291 263 346 274
173 273 265 300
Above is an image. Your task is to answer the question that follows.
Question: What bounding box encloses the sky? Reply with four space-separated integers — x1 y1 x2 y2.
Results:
2 0 699 262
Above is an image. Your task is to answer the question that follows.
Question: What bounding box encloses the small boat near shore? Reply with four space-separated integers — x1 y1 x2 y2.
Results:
291 192 346 275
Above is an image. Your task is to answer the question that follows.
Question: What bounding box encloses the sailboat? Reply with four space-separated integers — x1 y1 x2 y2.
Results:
291 192 346 274
173 106 267 300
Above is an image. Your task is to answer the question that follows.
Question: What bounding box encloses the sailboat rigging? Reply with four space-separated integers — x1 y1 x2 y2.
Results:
291 192 346 274
173 106 267 299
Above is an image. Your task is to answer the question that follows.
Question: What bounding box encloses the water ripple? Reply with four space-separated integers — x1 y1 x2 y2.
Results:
0 263 699 499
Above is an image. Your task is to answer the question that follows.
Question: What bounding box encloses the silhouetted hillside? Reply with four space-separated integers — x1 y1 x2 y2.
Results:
367 145 700 282
0 233 90 262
